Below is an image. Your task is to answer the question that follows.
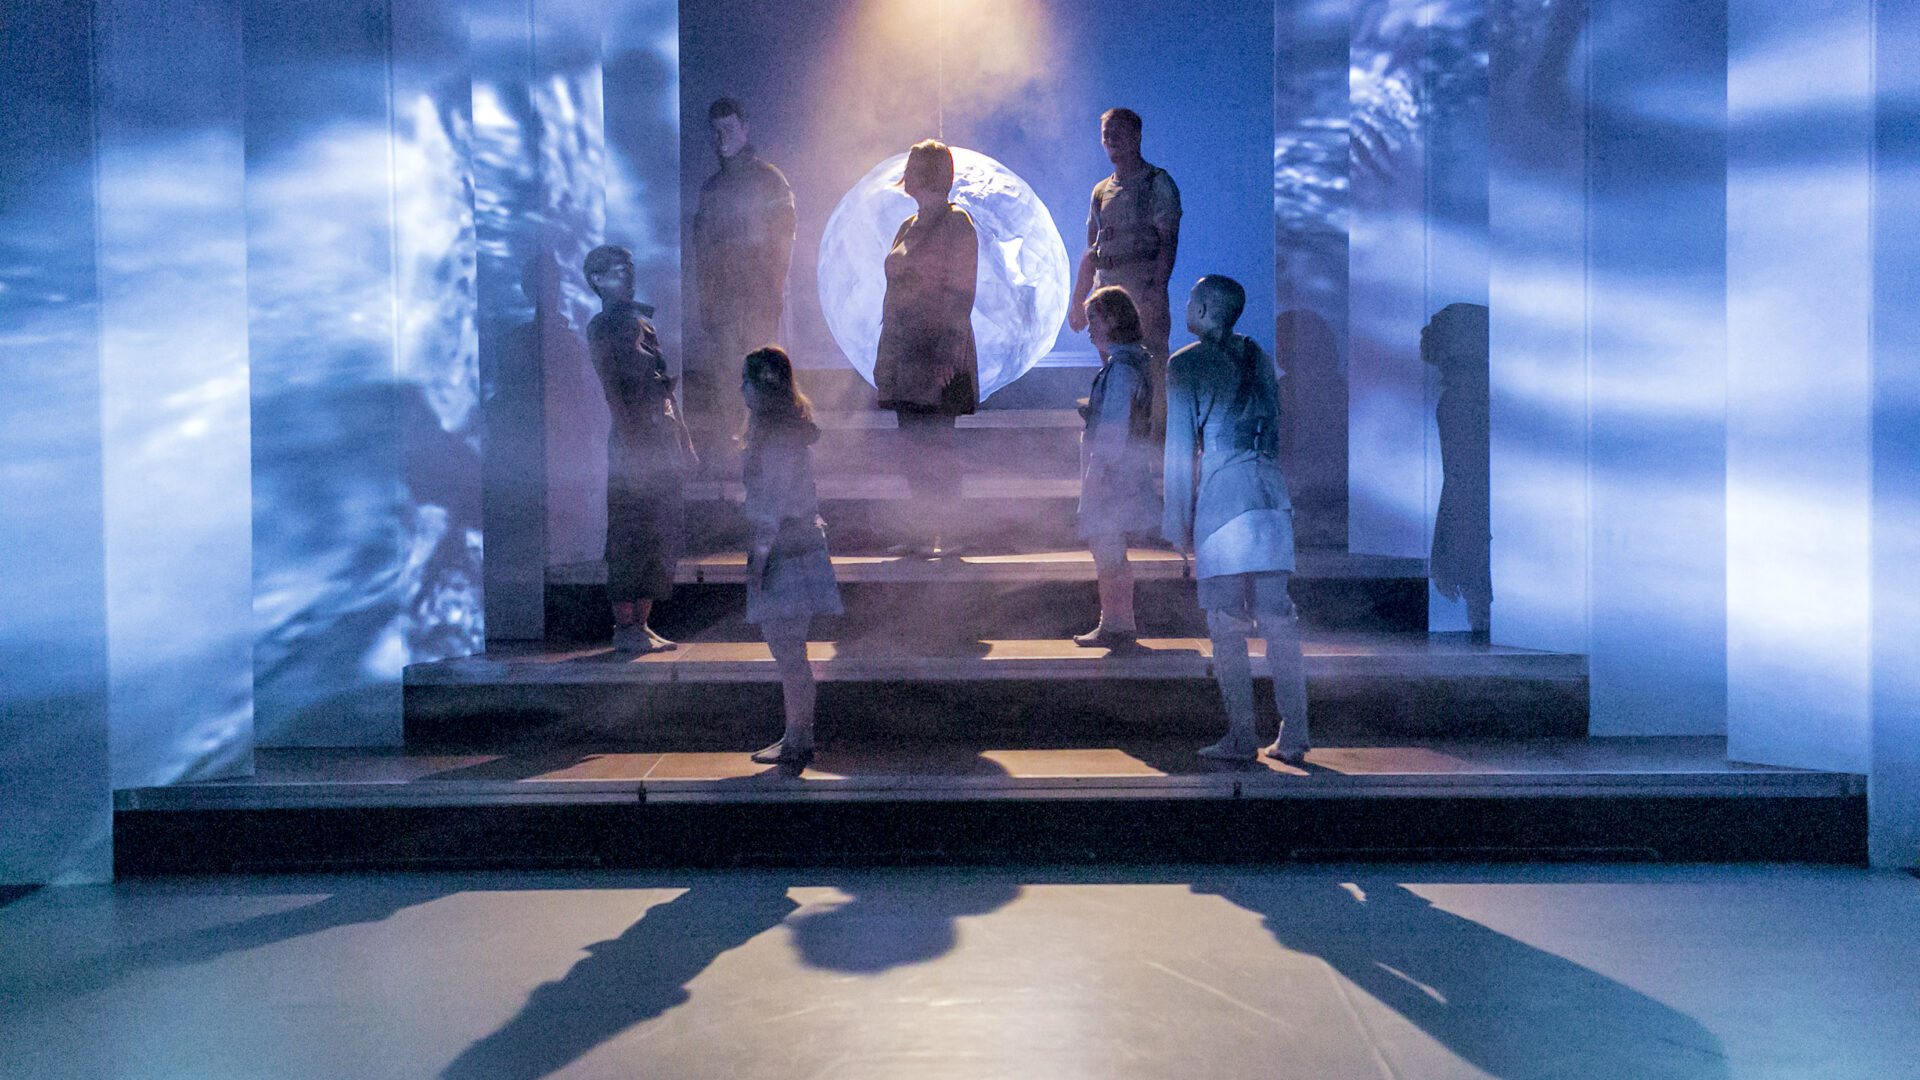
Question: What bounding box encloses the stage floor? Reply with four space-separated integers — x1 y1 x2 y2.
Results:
9 864 1918 1080
118 737 1858 810
407 632 1581 685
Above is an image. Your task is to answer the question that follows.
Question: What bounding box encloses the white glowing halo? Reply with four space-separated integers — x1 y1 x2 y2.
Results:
817 147 1071 401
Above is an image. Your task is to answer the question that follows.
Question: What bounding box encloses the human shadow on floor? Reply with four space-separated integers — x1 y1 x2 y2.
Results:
787 872 1022 974
11 876 452 1007
1199 875 1731 1079
440 881 797 1080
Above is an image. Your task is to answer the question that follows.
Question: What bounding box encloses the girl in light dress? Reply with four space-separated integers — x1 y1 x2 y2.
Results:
739 347 842 766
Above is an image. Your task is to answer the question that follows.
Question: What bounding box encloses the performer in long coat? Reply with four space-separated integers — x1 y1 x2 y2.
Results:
875 139 978 556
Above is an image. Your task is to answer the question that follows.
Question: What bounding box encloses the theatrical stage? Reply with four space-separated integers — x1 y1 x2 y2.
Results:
11 0 1916 893
111 387 1866 874
118 517 1864 874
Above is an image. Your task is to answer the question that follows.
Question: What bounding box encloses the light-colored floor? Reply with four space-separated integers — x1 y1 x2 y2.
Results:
4 864 1916 1080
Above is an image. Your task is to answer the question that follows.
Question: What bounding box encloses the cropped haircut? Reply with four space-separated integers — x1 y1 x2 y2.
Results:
1194 274 1246 331
708 97 746 123
1100 107 1143 136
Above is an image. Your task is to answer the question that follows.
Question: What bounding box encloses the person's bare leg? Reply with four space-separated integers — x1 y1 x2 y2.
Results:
1107 555 1136 631
1199 607 1258 760
1075 537 1137 646
1256 593 1309 765
751 616 815 765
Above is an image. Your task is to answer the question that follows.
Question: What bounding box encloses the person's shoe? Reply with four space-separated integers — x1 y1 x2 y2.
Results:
612 623 675 654
1072 625 1138 649
749 737 814 767
1263 741 1309 767
1197 736 1258 763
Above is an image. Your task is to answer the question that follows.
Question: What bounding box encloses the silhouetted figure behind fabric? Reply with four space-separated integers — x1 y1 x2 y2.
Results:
1423 302 1491 636
1274 308 1347 549
876 139 978 557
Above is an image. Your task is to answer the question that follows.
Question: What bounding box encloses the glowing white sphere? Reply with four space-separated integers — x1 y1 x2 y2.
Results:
817 147 1070 402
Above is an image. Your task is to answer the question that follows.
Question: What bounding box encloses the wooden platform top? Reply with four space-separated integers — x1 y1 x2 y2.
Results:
545 548 1428 586
116 737 1863 811
814 408 1085 430
406 634 1584 686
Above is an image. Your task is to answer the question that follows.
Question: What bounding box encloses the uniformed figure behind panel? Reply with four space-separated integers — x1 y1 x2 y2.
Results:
691 97 796 463
1069 107 1181 436
1163 275 1310 765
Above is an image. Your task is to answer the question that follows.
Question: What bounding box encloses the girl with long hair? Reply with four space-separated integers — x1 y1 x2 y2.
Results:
739 347 842 766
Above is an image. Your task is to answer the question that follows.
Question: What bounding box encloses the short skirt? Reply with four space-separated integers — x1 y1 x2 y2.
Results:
746 516 844 623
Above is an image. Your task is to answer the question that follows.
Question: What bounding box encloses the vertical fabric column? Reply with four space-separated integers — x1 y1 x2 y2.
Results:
536 0 613 574
245 0 485 744
602 0 682 382
1582 0 1727 734
1871 0 1920 868
0 0 113 883
1421 1 1491 630
94 0 255 787
1725 0 1873 772
1274 0 1352 550
1346 0 1438 560
1487 0 1590 654
244 0 408 745
392 0 486 665
472 0 549 641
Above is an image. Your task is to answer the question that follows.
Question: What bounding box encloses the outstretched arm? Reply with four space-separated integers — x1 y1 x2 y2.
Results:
1068 249 1096 333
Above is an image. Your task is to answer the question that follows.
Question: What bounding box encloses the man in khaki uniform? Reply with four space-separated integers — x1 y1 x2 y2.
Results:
1068 107 1182 434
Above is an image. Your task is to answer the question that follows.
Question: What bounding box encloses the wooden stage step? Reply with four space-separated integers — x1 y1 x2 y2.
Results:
402 634 1588 748
409 635 1578 687
544 548 1426 587
111 738 1869 873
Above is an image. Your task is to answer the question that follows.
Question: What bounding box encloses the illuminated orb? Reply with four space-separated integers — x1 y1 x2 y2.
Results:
817 147 1070 401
